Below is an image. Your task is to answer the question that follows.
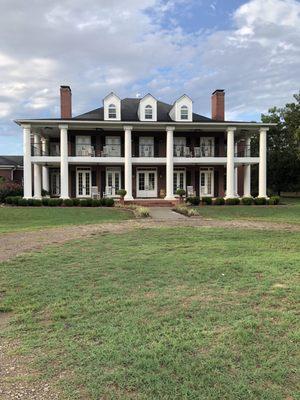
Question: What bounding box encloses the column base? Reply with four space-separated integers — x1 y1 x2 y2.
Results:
34 196 42 200
224 194 239 199
60 196 70 200
243 194 252 198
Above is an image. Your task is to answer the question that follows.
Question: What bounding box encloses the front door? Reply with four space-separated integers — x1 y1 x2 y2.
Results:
173 169 186 194
200 168 214 197
76 168 91 197
137 170 157 198
106 168 121 197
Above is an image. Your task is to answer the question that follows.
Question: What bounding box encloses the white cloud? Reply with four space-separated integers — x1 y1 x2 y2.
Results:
0 0 299 151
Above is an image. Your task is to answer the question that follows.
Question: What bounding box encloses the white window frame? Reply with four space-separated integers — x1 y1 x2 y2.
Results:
180 105 189 120
145 105 153 120
199 167 214 197
139 137 154 157
173 168 186 195
108 104 117 119
76 167 92 198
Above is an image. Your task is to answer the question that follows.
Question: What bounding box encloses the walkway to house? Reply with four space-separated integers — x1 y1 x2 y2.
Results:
148 207 187 220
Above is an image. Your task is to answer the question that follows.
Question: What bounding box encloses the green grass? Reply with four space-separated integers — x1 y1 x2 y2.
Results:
1 227 299 399
193 197 300 224
0 207 132 233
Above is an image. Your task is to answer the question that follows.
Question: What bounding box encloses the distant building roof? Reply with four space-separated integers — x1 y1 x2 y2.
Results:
0 155 23 167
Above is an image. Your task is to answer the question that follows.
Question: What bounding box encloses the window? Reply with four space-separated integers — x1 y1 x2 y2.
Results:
181 105 188 120
145 105 153 120
108 104 117 119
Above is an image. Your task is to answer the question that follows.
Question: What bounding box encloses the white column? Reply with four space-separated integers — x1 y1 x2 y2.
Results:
234 166 238 197
22 124 32 198
33 133 42 198
225 126 236 198
258 127 268 198
41 138 49 192
59 124 69 199
124 125 133 200
243 137 251 197
165 126 175 200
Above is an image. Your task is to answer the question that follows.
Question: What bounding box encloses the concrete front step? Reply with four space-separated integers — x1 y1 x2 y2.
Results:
125 199 178 207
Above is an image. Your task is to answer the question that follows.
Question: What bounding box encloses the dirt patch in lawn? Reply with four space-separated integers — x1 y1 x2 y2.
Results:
0 217 299 263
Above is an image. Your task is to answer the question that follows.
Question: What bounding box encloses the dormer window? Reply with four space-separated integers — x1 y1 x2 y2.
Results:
181 105 188 120
145 105 153 120
108 104 117 119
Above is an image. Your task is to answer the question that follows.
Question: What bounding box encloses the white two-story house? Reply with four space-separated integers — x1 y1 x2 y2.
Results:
15 86 273 202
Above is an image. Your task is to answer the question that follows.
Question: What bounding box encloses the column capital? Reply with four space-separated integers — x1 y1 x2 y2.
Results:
59 124 68 130
123 125 133 131
226 126 237 133
166 126 175 132
259 126 269 134
21 124 31 130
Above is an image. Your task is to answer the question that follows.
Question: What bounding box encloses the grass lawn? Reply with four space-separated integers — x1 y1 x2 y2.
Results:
1 227 299 399
193 197 300 224
0 207 132 233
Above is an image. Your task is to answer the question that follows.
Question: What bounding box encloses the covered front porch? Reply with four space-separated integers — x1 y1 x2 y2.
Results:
34 162 255 200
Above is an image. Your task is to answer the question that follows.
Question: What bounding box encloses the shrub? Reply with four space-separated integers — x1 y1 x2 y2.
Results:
27 198 34 206
201 197 212 205
48 198 63 207
92 199 102 207
12 196 22 205
79 199 88 207
241 197 253 205
225 198 240 205
32 199 42 207
214 197 225 205
268 195 280 205
174 205 199 217
72 198 80 206
134 206 150 218
116 189 127 198
99 198 106 206
42 197 50 206
0 182 23 202
176 189 186 197
104 198 115 207
186 196 200 206
17 198 28 206
63 199 74 207
254 197 267 205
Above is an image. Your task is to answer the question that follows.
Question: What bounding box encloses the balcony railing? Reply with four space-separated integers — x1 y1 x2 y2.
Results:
31 143 257 158
138 145 154 157
174 145 218 157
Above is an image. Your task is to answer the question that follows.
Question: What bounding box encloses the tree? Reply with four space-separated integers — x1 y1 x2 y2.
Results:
257 92 300 195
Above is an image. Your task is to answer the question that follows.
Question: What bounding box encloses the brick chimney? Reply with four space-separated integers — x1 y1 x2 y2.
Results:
211 89 225 121
60 85 72 118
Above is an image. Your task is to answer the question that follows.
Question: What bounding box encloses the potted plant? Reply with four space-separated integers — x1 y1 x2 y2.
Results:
116 189 127 205
176 188 186 203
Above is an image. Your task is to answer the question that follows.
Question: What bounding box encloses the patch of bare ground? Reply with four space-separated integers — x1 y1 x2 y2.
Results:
0 216 299 263
0 313 61 400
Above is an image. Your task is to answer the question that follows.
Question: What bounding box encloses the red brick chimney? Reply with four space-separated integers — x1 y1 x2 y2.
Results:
211 89 225 121
60 85 72 118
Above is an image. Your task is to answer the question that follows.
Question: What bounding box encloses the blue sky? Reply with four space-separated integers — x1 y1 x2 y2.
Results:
0 0 299 154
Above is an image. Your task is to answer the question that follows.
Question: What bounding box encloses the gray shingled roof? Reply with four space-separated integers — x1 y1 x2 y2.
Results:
74 98 212 122
0 156 23 166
